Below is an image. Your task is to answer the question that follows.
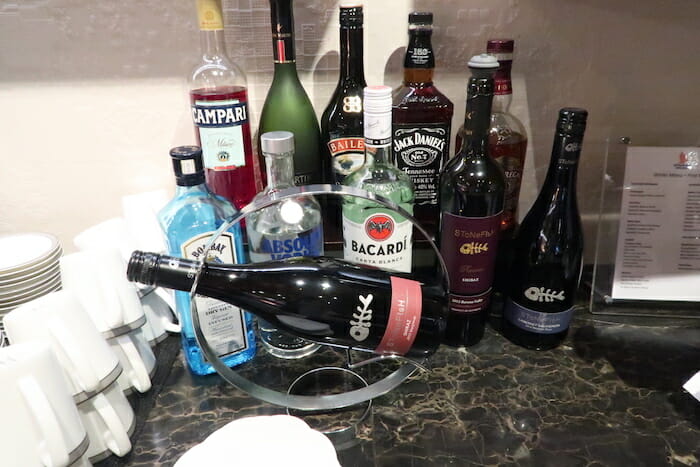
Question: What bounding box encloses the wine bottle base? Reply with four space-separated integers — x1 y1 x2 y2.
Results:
443 313 486 347
501 320 567 351
258 320 321 359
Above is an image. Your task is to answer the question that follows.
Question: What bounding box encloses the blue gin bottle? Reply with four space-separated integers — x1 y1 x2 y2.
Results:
158 146 256 375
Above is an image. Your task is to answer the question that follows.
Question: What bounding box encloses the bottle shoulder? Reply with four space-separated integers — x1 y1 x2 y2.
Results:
190 58 247 88
159 191 238 230
490 112 528 142
392 84 454 110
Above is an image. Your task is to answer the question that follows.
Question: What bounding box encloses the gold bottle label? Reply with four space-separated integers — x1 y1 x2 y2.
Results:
196 0 224 31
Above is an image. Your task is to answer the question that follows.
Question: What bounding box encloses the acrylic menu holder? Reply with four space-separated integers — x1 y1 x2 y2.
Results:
589 138 700 318
187 184 448 440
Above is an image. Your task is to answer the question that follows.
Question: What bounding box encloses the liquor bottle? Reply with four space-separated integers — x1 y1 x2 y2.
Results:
258 0 322 186
157 146 256 375
246 131 323 359
438 55 505 347
189 0 262 210
502 108 587 351
455 40 527 233
320 4 367 185
342 86 415 273
392 12 454 239
127 252 446 359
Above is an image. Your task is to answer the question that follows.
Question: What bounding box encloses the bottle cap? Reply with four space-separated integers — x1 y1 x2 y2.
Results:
468 53 499 69
363 86 392 114
339 3 363 26
169 146 205 186
261 131 295 156
409 11 433 25
486 39 514 54
556 108 588 136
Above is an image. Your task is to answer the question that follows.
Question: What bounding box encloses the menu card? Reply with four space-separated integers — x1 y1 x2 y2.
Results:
612 146 700 301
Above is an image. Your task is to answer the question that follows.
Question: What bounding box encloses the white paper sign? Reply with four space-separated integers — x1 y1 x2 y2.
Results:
612 146 700 301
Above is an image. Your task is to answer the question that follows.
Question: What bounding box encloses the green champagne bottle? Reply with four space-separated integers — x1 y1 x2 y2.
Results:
258 0 322 186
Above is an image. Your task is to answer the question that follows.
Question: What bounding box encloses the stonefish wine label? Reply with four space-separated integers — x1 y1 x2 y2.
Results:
439 211 501 314
192 98 249 170
375 277 422 355
504 299 574 334
343 210 412 273
393 123 450 205
181 232 248 358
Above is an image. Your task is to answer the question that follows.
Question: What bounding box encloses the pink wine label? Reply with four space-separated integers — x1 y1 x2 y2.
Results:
375 277 422 355
440 211 502 314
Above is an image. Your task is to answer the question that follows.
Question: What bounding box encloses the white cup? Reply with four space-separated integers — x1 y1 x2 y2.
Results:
141 290 180 339
0 342 90 467
73 218 135 263
60 248 146 337
121 190 169 253
78 380 134 462
108 327 156 394
3 290 122 402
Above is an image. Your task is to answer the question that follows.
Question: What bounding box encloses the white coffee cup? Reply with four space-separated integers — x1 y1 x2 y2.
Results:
0 342 90 467
3 290 122 402
108 327 156 394
73 218 135 263
60 248 146 337
78 380 135 462
141 290 180 339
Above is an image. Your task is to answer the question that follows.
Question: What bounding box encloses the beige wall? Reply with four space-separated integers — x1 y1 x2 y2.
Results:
2 0 699 261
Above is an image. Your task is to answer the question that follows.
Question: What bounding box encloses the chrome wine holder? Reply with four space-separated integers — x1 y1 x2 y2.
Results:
189 184 448 410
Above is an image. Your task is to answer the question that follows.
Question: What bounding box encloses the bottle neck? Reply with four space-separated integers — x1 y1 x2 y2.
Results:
199 29 228 60
270 0 296 64
264 153 295 190
339 26 365 83
364 111 392 166
461 78 494 158
403 28 434 85
196 0 229 60
491 65 513 113
175 180 209 194
541 132 583 192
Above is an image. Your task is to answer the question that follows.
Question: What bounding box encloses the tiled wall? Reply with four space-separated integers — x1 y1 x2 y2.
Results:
2 0 699 262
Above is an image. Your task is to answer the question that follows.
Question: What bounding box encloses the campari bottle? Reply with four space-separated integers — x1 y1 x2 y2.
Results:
157 146 256 375
246 131 323 359
189 0 262 210
342 86 415 273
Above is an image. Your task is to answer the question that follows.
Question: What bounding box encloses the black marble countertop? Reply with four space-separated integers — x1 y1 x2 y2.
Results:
98 310 700 467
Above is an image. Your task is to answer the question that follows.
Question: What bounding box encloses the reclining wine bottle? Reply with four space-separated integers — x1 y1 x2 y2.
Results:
127 252 447 359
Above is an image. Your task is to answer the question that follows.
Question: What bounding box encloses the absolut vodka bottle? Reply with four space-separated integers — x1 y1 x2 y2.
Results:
342 86 415 273
157 146 256 375
246 131 323 358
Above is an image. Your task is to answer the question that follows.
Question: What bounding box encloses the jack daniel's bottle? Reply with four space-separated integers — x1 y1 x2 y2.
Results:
392 12 453 239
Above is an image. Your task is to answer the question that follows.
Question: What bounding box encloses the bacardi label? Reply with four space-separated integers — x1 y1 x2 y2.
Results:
192 98 249 170
181 232 248 358
392 123 450 206
439 211 502 314
342 210 412 273
329 136 365 183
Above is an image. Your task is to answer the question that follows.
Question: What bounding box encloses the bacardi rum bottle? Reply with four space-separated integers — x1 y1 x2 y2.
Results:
342 86 415 273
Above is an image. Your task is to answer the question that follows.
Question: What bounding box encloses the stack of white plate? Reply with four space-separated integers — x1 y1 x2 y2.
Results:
0 233 63 318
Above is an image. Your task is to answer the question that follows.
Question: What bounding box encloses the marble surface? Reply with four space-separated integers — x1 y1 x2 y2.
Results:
97 312 700 467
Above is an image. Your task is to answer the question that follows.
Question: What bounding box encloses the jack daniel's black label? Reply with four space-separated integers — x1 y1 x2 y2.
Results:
392 123 450 205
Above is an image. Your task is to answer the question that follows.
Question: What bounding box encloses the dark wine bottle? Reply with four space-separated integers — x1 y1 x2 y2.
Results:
502 108 587 350
320 4 366 185
438 54 505 347
127 252 447 359
258 0 322 186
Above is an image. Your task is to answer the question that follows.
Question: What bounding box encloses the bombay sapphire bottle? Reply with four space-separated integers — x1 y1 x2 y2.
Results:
158 146 256 375
246 132 323 358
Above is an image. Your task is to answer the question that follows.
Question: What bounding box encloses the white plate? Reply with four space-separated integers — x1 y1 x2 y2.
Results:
0 233 60 274
0 248 62 283
0 284 62 315
0 270 61 298
0 279 62 307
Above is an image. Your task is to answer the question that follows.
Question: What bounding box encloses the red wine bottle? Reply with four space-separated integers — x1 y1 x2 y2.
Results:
438 54 505 347
127 252 447 359
502 108 587 350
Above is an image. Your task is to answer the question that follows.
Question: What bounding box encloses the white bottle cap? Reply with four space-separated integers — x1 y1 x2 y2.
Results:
363 86 392 114
467 53 499 69
261 131 295 155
